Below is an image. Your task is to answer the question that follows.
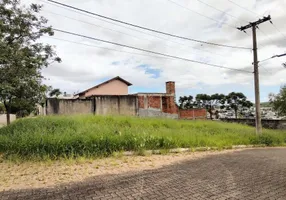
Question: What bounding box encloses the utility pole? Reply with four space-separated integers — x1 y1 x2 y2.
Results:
237 15 271 135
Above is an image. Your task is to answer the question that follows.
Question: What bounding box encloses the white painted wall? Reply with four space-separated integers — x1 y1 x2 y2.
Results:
0 114 16 125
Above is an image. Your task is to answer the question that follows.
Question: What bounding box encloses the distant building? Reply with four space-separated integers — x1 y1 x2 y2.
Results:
75 76 132 99
45 80 207 120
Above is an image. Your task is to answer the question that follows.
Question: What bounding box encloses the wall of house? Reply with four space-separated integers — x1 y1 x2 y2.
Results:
46 99 93 115
220 118 286 130
84 79 129 97
95 96 137 116
46 96 138 116
179 109 207 120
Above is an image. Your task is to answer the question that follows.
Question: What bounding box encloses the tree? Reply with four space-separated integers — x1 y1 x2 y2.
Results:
269 85 286 116
10 98 39 117
49 88 62 98
225 92 253 119
0 0 61 124
195 93 225 119
178 95 194 109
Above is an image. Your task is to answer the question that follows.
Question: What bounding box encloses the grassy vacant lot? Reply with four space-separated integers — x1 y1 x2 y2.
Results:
0 115 285 160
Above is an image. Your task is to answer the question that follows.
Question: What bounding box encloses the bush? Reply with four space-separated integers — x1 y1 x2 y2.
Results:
250 134 283 146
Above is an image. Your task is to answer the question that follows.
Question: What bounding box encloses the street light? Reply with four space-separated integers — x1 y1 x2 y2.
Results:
271 53 286 59
259 53 286 66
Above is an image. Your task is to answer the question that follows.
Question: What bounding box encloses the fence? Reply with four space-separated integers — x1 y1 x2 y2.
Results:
46 97 207 120
179 109 207 120
46 96 138 116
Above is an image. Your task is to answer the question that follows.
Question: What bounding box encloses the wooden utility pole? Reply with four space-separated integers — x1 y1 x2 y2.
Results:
237 15 271 135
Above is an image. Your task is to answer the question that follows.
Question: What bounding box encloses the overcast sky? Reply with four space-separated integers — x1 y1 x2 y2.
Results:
22 0 286 102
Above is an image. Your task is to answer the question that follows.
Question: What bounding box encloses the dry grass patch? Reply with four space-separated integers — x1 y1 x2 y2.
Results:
0 149 242 191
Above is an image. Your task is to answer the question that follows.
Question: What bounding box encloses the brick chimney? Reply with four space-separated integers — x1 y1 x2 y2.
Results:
164 81 178 115
166 81 175 95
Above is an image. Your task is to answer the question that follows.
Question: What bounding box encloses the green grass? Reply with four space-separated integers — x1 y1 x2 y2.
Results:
0 115 285 161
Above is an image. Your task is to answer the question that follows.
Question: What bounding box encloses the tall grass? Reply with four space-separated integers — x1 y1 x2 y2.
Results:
0 115 285 160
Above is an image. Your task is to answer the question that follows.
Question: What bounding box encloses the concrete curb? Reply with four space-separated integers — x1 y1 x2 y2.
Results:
122 145 268 156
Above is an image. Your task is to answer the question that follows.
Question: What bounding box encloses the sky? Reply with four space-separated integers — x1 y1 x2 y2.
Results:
22 0 286 102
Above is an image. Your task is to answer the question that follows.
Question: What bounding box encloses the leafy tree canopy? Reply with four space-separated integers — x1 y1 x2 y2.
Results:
195 93 225 119
179 92 252 119
49 88 62 97
0 0 61 124
178 95 194 109
269 85 286 116
225 92 253 118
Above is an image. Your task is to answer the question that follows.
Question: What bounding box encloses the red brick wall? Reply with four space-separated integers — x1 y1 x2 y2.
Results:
138 94 178 115
138 96 145 109
162 96 178 114
148 96 161 109
179 109 207 119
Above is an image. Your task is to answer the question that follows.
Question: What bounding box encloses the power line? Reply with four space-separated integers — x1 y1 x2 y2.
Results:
43 10 153 42
259 64 271 74
194 0 270 49
228 0 258 17
43 36 178 61
165 0 236 28
257 28 277 44
259 57 273 63
50 27 253 73
197 0 248 24
271 22 286 40
228 0 286 42
46 0 251 50
227 0 274 43
41 0 233 56
42 9 227 58
46 37 256 75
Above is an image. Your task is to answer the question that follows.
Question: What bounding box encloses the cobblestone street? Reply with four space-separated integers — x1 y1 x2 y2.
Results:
1 148 286 200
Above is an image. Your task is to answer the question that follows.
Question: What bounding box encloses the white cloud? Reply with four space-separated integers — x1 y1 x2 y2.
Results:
21 0 286 100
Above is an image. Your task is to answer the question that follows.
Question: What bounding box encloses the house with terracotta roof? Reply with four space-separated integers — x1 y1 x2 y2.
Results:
75 76 132 98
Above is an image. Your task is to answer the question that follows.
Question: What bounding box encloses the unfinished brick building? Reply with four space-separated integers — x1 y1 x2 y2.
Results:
136 81 178 118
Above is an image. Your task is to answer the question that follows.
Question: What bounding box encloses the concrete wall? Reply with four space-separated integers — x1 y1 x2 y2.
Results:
220 118 286 130
46 96 138 116
84 79 129 97
0 114 16 125
179 109 207 120
138 108 178 119
46 99 93 115
95 96 137 116
46 95 180 118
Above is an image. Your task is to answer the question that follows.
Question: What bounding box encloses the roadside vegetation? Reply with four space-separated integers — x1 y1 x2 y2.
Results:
0 115 285 161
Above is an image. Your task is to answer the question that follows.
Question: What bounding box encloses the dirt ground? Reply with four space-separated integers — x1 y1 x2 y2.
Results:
0 149 243 191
